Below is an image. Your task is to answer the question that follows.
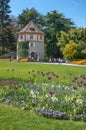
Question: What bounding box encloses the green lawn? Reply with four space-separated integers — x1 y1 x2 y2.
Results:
0 61 86 81
0 61 86 130
0 103 86 130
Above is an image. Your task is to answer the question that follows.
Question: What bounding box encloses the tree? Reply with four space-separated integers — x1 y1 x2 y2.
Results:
57 28 86 59
63 43 78 60
77 41 86 58
17 9 75 59
17 8 45 30
0 0 16 55
44 10 74 58
57 31 69 53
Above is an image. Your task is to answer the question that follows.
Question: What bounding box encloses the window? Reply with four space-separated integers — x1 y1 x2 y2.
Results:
29 42 35 47
31 43 33 47
30 35 33 39
20 34 24 39
30 28 35 31
40 35 42 40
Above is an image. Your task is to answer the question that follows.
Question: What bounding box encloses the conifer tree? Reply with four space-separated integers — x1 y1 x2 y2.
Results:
0 0 16 55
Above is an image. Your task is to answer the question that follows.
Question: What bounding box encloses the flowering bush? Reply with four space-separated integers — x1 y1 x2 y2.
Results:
0 72 86 121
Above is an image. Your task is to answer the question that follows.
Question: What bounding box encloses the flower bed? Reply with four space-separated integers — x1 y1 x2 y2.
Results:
19 58 28 62
0 58 10 61
71 59 86 65
0 71 86 121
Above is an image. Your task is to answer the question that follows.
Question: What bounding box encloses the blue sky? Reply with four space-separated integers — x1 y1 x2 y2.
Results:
10 0 86 28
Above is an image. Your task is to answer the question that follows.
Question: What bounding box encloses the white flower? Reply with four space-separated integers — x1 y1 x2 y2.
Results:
76 99 83 105
51 84 54 88
45 94 49 98
30 90 34 95
51 96 58 102
30 90 36 98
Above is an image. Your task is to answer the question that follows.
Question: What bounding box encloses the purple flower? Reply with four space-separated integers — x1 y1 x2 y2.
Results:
51 72 54 74
82 75 86 79
32 70 35 72
53 74 55 76
80 80 84 84
74 77 78 80
48 90 54 96
73 86 78 90
42 73 45 76
48 76 52 80
80 74 83 78
80 74 86 79
72 79 75 83
83 82 86 87
56 75 59 78
82 76 86 80
48 72 50 74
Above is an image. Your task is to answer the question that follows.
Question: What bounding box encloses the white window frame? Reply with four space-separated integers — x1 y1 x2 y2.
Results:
20 34 24 39
40 35 42 40
29 42 35 47
30 34 33 39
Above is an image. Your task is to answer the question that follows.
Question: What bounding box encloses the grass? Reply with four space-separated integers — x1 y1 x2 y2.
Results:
0 61 86 82
0 61 86 130
0 103 86 130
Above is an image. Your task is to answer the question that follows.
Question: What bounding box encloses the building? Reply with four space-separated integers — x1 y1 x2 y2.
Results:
17 21 45 61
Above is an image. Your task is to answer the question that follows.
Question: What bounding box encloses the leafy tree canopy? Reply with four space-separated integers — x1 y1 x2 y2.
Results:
17 8 45 29
63 42 78 60
57 28 86 59
44 10 75 58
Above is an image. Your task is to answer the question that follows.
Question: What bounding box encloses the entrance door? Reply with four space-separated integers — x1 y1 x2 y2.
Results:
31 52 38 61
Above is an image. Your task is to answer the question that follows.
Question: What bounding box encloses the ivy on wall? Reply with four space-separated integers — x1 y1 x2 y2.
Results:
17 41 29 58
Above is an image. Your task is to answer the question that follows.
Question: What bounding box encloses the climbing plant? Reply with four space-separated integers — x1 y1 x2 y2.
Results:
17 41 29 58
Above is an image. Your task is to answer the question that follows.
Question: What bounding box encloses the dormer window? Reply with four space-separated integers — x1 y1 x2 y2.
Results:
30 28 35 31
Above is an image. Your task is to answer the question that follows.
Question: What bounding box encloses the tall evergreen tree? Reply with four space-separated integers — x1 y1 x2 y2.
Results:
44 10 74 58
17 8 45 30
0 0 16 55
